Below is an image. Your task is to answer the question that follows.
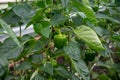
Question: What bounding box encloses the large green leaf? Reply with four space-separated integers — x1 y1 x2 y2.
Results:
15 35 36 60
99 45 112 56
96 13 120 24
73 1 98 24
0 38 23 59
72 60 90 80
0 19 21 47
32 75 45 80
69 73 80 80
33 22 51 38
111 35 120 42
61 0 69 8
33 23 42 34
2 9 21 25
41 63 53 75
0 57 8 77
64 42 90 80
0 57 8 66
55 66 70 79
92 26 110 36
51 14 68 26
31 74 45 80
12 3 34 19
30 68 45 80
55 66 79 80
30 68 39 80
115 0 120 5
70 12 86 26
41 27 51 38
64 42 81 61
0 60 8 78
0 64 5 77
15 61 31 70
31 36 48 52
29 54 43 64
36 1 46 8
82 0 90 6
74 25 104 51
110 63 120 73
98 74 111 80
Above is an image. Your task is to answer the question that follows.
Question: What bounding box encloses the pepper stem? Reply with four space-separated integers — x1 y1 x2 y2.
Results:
58 29 61 35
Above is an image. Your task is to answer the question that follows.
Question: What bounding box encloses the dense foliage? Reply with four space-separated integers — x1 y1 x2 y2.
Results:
0 0 120 80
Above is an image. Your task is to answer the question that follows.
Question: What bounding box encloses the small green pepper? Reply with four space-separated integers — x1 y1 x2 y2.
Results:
53 33 67 49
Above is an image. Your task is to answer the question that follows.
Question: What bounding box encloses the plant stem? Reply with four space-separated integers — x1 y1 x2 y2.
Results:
15 0 18 4
19 24 22 37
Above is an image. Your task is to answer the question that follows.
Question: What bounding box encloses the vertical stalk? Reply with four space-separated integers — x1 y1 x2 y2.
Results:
19 23 22 37
15 0 18 4
97 0 100 8
25 0 28 2
109 53 114 64
58 29 61 34
21 0 24 2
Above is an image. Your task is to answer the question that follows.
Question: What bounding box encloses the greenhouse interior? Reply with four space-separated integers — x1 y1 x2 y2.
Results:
0 0 120 80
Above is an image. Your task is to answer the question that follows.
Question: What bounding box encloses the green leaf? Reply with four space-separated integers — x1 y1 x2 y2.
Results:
15 35 36 60
96 13 120 24
64 42 90 80
25 10 43 29
55 66 79 80
41 63 53 75
30 68 39 80
51 14 68 26
73 1 98 24
115 0 120 5
110 63 120 73
0 63 8 77
77 12 87 19
31 36 48 52
15 61 31 70
33 23 42 34
72 60 90 80
33 22 51 38
41 27 51 38
31 75 45 80
2 9 21 25
55 66 70 79
64 42 81 61
98 74 111 80
0 19 21 47
0 57 8 77
74 25 104 51
82 0 90 6
111 35 120 42
0 38 23 59
4 75 17 80
36 1 46 8
69 73 80 80
0 57 8 66
70 12 86 26
61 0 69 8
29 54 43 64
0 64 5 77
92 26 110 36
71 14 83 26
12 3 34 18
99 45 112 56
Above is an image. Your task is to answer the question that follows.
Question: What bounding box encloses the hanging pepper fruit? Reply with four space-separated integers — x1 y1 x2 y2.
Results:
53 29 67 49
